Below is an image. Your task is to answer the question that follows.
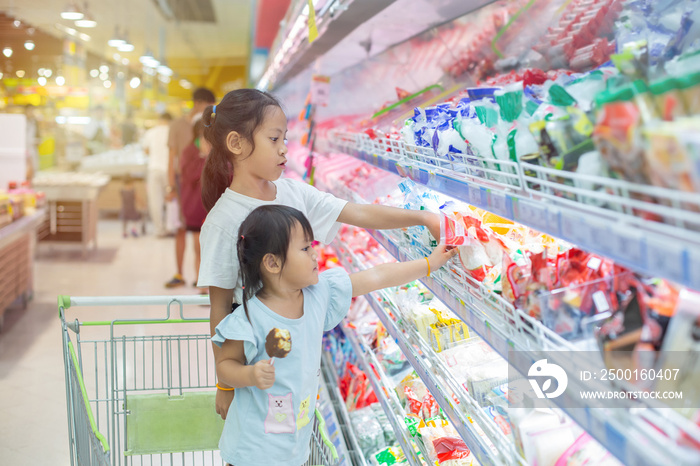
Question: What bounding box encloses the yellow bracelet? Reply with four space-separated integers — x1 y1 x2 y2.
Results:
216 383 235 391
425 257 431 277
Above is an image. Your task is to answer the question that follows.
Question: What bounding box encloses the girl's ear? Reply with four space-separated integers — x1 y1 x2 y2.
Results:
262 253 282 274
226 131 244 155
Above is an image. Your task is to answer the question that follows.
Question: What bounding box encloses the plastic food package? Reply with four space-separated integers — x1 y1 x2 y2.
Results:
643 118 700 192
484 405 515 442
464 358 510 407
593 87 648 183
418 422 477 465
370 445 408 466
349 405 388 457
554 432 622 466
371 403 397 446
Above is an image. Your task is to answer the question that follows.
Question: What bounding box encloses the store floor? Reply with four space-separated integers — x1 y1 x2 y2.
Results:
0 219 208 465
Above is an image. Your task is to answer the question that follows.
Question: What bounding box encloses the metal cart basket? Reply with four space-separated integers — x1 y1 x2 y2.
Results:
59 295 339 466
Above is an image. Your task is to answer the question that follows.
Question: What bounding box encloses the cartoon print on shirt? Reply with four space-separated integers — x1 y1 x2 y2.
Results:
264 393 296 434
296 395 311 430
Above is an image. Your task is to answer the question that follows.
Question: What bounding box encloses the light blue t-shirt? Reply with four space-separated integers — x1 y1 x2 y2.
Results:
212 268 352 466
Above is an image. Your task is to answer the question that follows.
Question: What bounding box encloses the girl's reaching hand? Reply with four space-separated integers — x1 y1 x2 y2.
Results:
252 359 275 390
426 244 458 274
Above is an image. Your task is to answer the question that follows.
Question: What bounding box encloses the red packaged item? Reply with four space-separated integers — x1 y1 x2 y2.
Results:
404 386 423 416
433 437 471 463
422 393 439 419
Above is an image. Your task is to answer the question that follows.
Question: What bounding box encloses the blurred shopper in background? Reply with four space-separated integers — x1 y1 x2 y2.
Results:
120 174 146 238
143 112 173 237
165 87 216 288
178 120 210 293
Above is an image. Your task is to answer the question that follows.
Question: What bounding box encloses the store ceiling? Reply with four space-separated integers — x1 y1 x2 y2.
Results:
0 0 253 94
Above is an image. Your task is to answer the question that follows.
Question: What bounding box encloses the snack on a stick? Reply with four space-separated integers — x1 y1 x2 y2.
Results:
266 328 292 364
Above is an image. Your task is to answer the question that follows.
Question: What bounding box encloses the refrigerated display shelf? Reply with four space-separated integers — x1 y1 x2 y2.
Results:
260 0 497 91
341 320 424 466
333 241 523 466
321 353 368 466
318 354 356 466
361 228 700 466
329 132 700 291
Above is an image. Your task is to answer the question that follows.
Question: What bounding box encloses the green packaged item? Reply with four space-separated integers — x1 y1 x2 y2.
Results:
403 415 421 438
495 87 523 122
372 446 404 466
549 84 576 107
473 100 499 127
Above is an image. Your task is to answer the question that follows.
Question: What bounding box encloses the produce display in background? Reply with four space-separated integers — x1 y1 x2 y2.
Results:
0 181 46 228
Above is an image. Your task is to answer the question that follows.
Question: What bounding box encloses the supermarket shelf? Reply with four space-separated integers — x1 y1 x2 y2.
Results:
364 228 700 466
321 353 368 466
0 209 47 250
261 0 496 90
318 354 356 466
330 133 700 291
340 320 423 466
333 243 524 466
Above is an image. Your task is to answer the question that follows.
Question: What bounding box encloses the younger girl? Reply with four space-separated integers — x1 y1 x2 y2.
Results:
197 89 442 418
213 205 456 466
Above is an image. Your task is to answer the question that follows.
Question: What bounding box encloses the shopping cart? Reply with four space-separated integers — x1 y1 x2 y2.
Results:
59 295 339 466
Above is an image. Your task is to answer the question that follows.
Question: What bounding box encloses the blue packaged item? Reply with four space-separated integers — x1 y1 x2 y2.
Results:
467 87 501 102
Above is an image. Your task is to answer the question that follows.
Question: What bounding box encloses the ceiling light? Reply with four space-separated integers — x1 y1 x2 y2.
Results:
56 76 65 86
103 80 111 88
158 75 170 83
99 65 109 73
3 47 12 58
0 72 3 80
13 20 21 28
139 49 159 68
156 65 173 76
38 76 47 86
129 77 140 89
179 79 191 89
79 33 90 41
99 73 108 81
44 69 52 77
118 43 134 52
65 27 77 36
38 68 45 76
61 4 84 20
121 58 129 65
113 53 120 61
108 27 125 47
74 15 96 28
16 70 25 78
89 69 99 78
117 71 124 79
24 40 35 51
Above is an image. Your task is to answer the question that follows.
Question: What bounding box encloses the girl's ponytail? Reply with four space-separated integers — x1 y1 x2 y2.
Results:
199 90 283 211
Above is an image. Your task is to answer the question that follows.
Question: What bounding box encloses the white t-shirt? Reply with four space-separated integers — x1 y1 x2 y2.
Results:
142 125 170 172
197 178 348 303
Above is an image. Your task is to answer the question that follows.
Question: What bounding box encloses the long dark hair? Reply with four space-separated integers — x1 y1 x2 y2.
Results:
237 205 314 321
201 89 283 211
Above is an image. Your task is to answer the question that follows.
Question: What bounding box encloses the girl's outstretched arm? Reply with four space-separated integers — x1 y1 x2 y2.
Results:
338 203 441 241
349 244 457 298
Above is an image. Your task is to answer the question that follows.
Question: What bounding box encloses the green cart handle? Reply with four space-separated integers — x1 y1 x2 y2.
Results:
314 408 339 461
